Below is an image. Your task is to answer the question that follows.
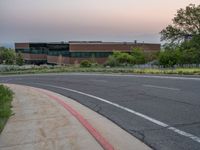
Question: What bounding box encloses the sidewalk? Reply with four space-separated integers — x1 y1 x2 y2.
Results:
0 84 151 150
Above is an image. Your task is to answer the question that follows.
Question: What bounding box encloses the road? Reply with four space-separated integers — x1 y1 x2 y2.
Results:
1 73 200 150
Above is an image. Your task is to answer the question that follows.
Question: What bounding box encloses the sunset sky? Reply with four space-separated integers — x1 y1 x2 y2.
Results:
0 0 199 46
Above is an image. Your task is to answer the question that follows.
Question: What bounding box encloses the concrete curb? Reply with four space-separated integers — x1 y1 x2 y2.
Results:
1 84 151 150
35 88 114 150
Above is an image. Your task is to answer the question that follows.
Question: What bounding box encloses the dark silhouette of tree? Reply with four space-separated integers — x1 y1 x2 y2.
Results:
161 4 200 43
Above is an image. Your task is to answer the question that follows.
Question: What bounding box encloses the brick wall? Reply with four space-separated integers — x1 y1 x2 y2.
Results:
69 57 108 64
69 43 160 52
47 56 70 64
15 43 29 49
23 53 47 60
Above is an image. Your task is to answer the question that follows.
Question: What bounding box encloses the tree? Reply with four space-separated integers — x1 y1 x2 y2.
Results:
0 47 5 63
178 36 200 64
158 49 181 67
16 52 24 66
158 37 200 66
0 47 15 65
160 4 200 43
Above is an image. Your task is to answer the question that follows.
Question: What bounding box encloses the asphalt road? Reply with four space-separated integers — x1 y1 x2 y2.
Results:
1 73 200 150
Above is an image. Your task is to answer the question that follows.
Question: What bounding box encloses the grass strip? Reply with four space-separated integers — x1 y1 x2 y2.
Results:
0 67 200 75
0 85 13 133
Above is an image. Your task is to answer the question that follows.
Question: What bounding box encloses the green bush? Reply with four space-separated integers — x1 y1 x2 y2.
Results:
106 51 134 67
159 35 200 67
16 52 24 66
113 51 134 64
131 48 146 64
105 55 120 67
0 85 13 133
105 49 150 67
158 49 180 67
0 47 16 65
80 60 92 67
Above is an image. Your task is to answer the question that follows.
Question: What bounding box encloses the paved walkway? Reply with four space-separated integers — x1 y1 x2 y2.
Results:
0 84 151 150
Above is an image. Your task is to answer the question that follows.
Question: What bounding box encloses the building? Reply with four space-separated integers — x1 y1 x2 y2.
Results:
15 41 160 65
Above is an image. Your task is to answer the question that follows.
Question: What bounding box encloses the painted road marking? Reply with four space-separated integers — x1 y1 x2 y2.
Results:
0 79 12 83
143 84 180 91
35 82 200 144
90 79 108 83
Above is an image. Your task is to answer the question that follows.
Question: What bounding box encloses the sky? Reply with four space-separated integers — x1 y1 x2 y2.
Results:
0 0 199 47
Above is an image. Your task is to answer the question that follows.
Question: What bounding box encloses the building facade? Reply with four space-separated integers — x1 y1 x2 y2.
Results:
15 41 160 65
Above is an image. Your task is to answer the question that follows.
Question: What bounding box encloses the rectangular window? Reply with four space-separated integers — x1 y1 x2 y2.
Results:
70 52 112 58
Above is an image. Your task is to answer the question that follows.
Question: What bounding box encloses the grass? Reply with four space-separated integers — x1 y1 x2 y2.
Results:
0 65 200 75
129 68 200 75
0 85 13 133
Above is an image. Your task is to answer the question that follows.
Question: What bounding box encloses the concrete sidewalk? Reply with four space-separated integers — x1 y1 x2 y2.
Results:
0 84 151 150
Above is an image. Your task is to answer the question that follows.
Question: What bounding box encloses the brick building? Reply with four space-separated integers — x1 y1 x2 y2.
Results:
15 41 160 65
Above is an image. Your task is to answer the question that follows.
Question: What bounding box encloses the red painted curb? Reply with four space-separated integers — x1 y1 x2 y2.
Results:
36 88 114 150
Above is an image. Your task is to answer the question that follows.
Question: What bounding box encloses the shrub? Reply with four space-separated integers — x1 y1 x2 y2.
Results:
131 48 145 64
158 49 180 67
113 51 133 64
105 55 120 67
16 52 24 66
106 51 135 67
80 60 92 67
0 47 15 65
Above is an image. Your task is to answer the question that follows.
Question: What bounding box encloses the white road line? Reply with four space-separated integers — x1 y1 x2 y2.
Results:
90 79 108 83
143 84 180 91
0 79 12 83
35 82 200 144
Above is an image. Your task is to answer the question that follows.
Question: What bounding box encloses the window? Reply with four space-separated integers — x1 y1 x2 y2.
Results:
70 52 112 58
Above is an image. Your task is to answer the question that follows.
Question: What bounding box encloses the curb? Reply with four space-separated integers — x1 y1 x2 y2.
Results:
35 88 114 150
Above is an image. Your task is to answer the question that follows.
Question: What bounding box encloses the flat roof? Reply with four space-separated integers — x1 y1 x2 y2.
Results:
15 41 160 45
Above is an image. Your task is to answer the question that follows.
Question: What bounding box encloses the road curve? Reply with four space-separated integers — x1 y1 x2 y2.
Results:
1 73 200 150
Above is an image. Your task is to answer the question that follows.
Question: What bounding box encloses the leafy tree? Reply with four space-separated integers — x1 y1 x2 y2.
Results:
16 52 24 66
180 35 200 50
158 49 181 67
178 36 200 64
159 36 200 66
179 48 200 65
161 4 200 43
0 47 15 65
160 4 200 66
0 48 4 64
